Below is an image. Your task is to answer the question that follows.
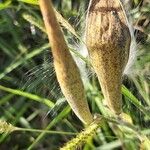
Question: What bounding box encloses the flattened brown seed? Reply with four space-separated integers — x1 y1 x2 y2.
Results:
86 0 131 114
39 0 93 124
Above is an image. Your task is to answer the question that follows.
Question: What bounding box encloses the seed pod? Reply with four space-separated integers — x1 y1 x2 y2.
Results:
39 0 93 124
86 0 131 114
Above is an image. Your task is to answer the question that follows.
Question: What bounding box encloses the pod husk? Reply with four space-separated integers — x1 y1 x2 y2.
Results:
86 0 131 114
39 0 93 124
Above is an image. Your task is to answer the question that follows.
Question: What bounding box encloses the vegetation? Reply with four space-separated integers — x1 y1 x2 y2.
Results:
0 0 150 149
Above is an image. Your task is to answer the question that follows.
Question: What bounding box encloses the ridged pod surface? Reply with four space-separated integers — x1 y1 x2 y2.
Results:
39 0 93 124
86 0 131 114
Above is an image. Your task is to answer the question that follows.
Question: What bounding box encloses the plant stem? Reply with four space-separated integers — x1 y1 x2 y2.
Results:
16 127 77 135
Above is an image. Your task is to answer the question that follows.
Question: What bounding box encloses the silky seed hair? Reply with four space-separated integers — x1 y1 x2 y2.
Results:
85 0 131 115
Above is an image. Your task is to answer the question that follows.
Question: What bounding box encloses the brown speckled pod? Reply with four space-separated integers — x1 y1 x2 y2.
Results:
39 0 93 124
86 0 131 114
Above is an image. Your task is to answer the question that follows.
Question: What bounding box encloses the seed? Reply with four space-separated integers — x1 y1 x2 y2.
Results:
60 115 103 150
39 0 93 124
86 0 131 114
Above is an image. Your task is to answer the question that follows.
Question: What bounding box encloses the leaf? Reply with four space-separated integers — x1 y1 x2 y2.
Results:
0 85 54 108
18 0 38 5
0 0 11 10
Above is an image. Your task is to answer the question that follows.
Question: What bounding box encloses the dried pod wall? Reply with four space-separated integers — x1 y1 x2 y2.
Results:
86 0 131 114
39 0 93 124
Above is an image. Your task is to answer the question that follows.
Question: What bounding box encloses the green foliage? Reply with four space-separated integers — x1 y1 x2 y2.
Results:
0 0 150 150
18 0 38 5
0 0 11 10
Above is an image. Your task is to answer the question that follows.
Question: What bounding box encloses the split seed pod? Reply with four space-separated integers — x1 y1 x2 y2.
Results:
86 0 131 114
39 0 93 124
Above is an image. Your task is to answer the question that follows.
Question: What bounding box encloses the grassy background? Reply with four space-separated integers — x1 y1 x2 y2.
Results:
0 0 150 149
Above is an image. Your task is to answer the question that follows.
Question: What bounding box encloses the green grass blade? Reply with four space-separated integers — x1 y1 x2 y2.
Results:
0 94 14 105
0 43 49 80
27 105 71 150
18 0 38 5
122 85 150 119
0 85 54 108
0 0 11 10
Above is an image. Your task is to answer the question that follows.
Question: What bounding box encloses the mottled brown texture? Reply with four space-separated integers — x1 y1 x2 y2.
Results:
39 0 93 124
86 0 131 114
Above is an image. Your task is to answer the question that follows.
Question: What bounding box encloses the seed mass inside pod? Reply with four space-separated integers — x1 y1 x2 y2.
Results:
86 0 131 114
